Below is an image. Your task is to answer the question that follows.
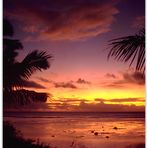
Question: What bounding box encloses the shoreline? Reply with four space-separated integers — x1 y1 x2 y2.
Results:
4 112 145 148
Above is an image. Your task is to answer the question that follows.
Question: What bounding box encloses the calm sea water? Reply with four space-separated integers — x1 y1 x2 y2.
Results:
3 111 145 118
4 112 145 148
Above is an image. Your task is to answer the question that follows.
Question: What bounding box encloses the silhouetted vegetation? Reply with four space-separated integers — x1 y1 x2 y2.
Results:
4 89 49 107
3 19 14 36
108 28 145 73
3 19 52 105
3 121 50 148
3 19 52 147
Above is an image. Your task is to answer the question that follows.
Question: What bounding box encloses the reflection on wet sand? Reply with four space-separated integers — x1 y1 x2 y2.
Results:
4 112 145 148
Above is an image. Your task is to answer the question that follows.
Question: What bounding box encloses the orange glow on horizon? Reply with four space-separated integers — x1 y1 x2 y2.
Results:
25 74 145 109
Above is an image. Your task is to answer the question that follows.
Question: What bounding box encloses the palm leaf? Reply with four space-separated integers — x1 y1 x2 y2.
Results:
4 50 52 90
18 50 52 80
3 19 14 36
3 39 23 63
108 28 145 73
3 19 52 106
4 38 23 51
4 89 50 106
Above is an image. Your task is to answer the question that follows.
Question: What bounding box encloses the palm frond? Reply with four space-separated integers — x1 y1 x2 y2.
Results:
4 38 23 51
3 19 14 36
18 50 52 80
3 50 52 90
108 28 145 72
3 39 23 63
3 62 26 91
3 19 53 106
4 89 49 106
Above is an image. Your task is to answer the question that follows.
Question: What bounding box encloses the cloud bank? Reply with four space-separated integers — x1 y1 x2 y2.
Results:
22 80 46 89
6 97 144 112
103 71 145 88
4 0 119 41
54 82 77 89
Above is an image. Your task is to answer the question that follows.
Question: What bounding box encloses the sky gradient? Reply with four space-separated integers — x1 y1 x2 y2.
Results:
4 0 145 112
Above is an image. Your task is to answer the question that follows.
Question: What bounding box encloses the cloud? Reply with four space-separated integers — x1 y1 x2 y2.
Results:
103 83 124 88
6 97 144 112
4 0 119 41
37 77 91 89
22 80 46 89
49 97 145 112
54 98 89 104
36 77 52 83
76 101 144 112
35 77 91 89
105 73 117 79
103 71 145 88
132 16 145 28
122 71 145 85
76 78 91 84
54 82 77 89
95 97 145 103
49 100 144 112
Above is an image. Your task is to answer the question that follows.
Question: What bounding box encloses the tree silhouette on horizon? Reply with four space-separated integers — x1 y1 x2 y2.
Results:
3 19 52 105
108 28 145 74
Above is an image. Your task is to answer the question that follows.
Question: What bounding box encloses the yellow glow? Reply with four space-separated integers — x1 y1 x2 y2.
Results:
104 102 145 106
30 76 145 109
49 88 145 100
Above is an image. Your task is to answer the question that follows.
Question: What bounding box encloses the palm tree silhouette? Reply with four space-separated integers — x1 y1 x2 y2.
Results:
3 19 52 104
108 28 145 73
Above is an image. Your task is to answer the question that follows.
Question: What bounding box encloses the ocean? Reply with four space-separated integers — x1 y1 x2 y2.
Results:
4 112 145 148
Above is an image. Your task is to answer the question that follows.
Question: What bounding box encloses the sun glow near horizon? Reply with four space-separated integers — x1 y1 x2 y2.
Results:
26 70 145 110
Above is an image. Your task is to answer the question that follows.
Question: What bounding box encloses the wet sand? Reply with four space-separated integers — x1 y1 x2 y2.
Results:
4 112 145 148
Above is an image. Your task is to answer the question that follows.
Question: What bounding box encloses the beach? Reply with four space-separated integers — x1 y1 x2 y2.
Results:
4 112 145 148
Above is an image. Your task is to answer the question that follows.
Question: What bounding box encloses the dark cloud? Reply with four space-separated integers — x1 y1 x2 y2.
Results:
36 77 52 83
52 78 91 89
49 97 145 112
103 71 145 88
54 82 77 89
104 83 124 88
22 80 46 89
6 98 144 112
76 101 144 112
49 100 144 112
35 77 91 89
4 0 119 41
95 97 145 103
122 71 145 85
76 78 91 84
54 98 89 103
105 73 116 79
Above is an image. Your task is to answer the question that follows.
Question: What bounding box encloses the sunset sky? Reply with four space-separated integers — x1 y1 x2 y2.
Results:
4 0 145 112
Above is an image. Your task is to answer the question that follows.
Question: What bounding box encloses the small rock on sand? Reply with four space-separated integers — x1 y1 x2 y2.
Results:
113 127 118 130
94 132 98 136
105 136 109 139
